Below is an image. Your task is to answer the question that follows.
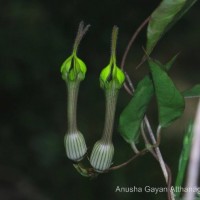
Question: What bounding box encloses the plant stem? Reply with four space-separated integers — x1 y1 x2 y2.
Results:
120 16 150 70
144 117 175 200
144 117 168 182
108 147 149 171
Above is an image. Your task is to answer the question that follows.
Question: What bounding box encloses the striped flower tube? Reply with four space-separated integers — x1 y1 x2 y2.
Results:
90 26 125 172
61 22 90 162
64 80 87 162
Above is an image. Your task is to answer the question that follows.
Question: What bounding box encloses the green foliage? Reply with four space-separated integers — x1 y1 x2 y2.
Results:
146 0 197 54
149 59 185 127
182 84 200 98
119 55 178 144
119 77 153 144
156 54 179 71
175 121 193 198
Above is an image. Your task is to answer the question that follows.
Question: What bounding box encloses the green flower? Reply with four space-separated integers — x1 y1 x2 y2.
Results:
99 26 125 90
60 21 90 82
100 62 125 89
61 54 87 82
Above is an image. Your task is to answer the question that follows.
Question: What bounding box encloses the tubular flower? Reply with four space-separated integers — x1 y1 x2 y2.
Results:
61 21 90 162
90 26 125 172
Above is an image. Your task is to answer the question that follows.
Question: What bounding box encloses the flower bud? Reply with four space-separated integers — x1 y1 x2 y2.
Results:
65 131 87 162
61 55 87 82
100 64 125 89
90 140 114 173
100 26 125 90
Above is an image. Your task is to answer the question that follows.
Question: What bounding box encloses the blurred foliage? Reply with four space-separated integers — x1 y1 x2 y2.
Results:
0 0 200 200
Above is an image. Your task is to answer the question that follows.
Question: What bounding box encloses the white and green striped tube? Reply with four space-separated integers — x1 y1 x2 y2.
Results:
61 22 90 162
90 26 125 172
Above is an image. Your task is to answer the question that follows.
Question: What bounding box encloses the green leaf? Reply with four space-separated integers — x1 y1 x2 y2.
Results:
154 54 179 71
163 53 179 71
146 0 197 55
175 121 193 198
119 77 154 144
119 55 178 144
182 84 200 98
149 59 185 127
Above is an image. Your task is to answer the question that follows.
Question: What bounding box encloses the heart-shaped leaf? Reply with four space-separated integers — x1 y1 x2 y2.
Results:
119 77 154 144
149 59 185 127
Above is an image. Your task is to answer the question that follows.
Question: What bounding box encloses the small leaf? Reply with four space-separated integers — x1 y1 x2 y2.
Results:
149 59 185 127
146 0 197 55
119 77 154 144
154 54 179 71
163 53 179 71
182 84 200 98
175 121 193 198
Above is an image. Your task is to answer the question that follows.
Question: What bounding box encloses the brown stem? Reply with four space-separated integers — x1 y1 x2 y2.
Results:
123 71 135 94
108 138 161 171
108 139 173 200
120 16 150 70
108 148 149 171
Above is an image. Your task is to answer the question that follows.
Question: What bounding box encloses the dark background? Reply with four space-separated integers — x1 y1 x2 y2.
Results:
0 0 200 200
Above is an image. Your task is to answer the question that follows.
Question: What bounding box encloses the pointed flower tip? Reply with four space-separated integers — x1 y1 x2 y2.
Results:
65 131 87 162
90 140 114 173
100 64 125 89
61 54 87 82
